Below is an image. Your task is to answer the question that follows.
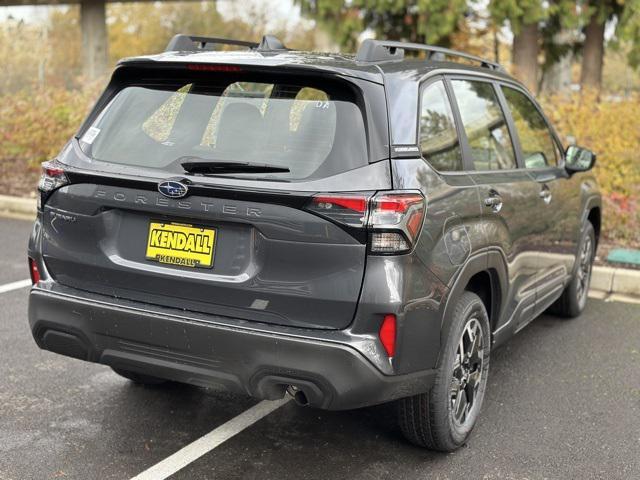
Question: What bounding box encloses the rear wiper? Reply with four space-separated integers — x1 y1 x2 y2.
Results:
180 157 290 175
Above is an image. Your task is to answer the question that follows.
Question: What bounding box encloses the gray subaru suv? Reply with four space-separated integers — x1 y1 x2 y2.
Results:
28 35 601 451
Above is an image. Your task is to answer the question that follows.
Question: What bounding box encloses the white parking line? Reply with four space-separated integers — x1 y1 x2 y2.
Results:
0 279 31 294
130 397 291 480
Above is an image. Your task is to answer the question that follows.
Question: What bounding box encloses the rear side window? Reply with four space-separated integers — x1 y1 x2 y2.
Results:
79 76 368 181
501 86 559 168
419 81 462 172
451 80 516 171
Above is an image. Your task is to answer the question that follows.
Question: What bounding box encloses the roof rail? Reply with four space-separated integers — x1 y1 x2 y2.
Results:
258 34 287 51
165 34 287 53
355 39 503 71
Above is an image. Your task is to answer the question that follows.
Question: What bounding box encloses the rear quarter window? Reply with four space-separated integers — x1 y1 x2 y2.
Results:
419 80 463 172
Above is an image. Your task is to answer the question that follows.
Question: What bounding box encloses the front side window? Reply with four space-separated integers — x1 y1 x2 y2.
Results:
79 76 368 181
502 86 559 168
419 81 462 172
451 80 516 171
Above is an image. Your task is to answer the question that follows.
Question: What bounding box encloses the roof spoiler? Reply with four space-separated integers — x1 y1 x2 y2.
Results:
355 39 503 71
165 34 287 53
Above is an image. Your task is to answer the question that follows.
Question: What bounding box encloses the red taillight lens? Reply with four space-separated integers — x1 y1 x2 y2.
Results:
39 160 68 193
38 160 69 209
369 191 425 253
29 258 41 285
379 314 397 357
305 190 426 254
369 192 425 233
306 193 371 227
43 164 65 177
313 195 368 213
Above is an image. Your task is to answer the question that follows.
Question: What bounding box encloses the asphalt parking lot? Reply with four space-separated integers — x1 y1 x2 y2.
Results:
1 216 639 480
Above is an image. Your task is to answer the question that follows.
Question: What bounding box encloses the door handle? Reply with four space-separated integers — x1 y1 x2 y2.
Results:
483 193 503 212
539 187 552 204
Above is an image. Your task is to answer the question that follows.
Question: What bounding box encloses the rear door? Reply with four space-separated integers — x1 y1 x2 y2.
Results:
40 66 391 330
447 77 545 330
498 84 580 314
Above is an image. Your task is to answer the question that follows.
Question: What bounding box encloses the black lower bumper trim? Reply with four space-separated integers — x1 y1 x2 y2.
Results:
28 288 435 410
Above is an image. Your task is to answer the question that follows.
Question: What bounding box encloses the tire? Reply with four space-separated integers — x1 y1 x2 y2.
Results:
397 291 490 452
111 367 167 385
549 221 595 318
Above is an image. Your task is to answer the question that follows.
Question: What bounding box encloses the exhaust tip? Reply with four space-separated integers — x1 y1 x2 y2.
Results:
286 385 309 406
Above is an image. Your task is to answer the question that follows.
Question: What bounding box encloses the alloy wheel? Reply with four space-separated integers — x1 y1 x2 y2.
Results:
576 236 593 304
450 318 485 427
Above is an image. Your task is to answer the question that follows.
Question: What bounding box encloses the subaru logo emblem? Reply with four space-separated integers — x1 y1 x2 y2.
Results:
158 181 188 199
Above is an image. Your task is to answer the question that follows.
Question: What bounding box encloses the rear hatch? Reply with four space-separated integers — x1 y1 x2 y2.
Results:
39 63 391 330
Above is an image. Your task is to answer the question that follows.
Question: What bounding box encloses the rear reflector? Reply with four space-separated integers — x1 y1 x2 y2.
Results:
379 314 397 357
29 258 41 285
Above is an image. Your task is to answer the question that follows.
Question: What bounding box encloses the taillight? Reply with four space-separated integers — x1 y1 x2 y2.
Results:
306 193 371 228
379 314 397 357
305 190 426 254
368 191 425 254
38 160 68 209
29 257 41 285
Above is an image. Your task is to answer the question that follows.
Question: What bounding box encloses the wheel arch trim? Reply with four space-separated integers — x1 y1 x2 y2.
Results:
438 248 508 365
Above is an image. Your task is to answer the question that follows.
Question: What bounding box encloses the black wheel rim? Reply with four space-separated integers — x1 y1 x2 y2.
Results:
450 318 484 427
576 236 593 304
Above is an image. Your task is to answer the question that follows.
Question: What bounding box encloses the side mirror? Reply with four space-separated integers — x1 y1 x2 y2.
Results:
565 145 596 173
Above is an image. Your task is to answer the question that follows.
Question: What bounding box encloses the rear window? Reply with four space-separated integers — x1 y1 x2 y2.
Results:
78 75 368 181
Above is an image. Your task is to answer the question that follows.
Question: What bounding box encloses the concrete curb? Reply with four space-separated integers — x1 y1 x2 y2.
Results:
0 195 37 219
591 265 640 297
0 195 638 297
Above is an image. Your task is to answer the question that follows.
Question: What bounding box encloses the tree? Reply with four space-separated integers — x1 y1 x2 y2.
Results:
580 0 640 92
540 1 583 94
489 0 549 92
107 1 317 62
580 2 617 91
618 0 640 69
297 0 469 51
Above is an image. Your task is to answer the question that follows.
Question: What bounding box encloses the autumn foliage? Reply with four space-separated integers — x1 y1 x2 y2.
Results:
0 86 99 166
542 92 640 245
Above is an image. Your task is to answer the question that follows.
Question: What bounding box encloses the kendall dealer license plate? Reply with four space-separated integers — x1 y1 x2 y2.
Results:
145 222 216 269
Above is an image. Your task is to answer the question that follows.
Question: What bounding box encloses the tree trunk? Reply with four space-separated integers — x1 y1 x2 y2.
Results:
581 12 605 92
512 22 539 93
542 30 574 95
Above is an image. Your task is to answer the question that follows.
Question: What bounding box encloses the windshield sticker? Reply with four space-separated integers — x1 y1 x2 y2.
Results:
81 127 101 145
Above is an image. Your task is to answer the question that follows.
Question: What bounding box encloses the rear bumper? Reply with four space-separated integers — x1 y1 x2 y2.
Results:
28 285 435 410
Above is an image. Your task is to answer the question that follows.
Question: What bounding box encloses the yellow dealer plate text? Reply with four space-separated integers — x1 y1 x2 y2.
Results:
146 222 216 269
